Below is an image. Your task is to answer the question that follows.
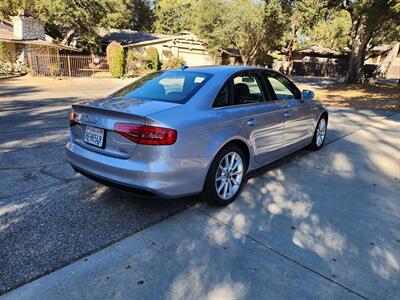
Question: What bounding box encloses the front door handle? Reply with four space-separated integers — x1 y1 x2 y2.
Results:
284 112 292 118
246 119 256 126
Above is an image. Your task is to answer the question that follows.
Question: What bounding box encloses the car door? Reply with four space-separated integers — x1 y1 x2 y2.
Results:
215 71 285 165
263 71 314 152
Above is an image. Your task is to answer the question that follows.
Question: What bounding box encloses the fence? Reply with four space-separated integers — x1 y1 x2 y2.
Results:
27 54 109 77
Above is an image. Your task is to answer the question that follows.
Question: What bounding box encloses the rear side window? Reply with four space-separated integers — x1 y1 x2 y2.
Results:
112 71 212 103
232 74 265 105
213 84 230 108
264 72 301 100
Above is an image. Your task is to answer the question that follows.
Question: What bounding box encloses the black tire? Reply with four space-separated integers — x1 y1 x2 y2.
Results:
309 115 328 151
201 144 247 206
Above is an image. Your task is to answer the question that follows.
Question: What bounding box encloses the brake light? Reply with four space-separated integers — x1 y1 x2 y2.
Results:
69 112 77 126
115 123 177 145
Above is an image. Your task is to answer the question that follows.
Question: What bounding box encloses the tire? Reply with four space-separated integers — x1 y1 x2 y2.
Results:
309 115 327 151
201 144 247 206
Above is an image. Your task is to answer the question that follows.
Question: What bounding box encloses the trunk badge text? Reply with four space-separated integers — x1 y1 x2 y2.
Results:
85 115 98 125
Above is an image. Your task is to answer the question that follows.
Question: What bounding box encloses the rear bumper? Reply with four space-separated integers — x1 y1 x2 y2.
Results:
66 142 210 198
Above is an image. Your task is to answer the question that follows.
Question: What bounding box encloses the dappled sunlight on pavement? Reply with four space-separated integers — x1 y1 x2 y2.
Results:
199 112 400 298
1 98 398 298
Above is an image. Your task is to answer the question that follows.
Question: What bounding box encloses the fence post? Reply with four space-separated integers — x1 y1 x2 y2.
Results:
67 55 72 77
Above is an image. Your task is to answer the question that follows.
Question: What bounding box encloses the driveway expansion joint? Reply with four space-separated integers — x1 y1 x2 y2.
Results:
196 206 369 300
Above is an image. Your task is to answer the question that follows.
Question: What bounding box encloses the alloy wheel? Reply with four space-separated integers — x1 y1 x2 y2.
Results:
316 118 327 147
215 152 244 200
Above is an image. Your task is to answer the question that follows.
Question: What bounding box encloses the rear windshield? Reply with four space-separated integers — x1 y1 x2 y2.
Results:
112 70 212 103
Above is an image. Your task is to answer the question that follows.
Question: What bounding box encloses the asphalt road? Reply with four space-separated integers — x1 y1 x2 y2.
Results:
0 76 396 295
0 77 195 295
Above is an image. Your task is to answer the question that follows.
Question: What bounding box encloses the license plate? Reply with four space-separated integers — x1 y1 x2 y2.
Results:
84 126 104 148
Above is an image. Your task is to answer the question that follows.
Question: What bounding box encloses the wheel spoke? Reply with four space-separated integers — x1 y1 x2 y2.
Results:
231 170 243 176
229 153 236 171
222 182 228 198
216 175 225 181
224 156 230 169
217 181 225 193
231 177 240 186
231 159 240 172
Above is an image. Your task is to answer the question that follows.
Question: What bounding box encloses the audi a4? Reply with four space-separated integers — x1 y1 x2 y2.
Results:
66 66 328 206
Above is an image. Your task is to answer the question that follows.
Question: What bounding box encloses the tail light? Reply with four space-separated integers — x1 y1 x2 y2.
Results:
115 123 177 145
69 112 77 126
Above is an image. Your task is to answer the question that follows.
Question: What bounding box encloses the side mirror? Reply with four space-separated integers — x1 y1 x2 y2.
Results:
302 89 315 100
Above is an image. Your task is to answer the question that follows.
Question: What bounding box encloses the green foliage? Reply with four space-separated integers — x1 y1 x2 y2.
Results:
162 56 186 69
124 49 151 77
0 0 153 51
145 47 160 71
0 42 13 75
301 10 352 51
154 0 191 34
0 42 12 63
190 0 288 65
106 41 125 78
125 49 139 76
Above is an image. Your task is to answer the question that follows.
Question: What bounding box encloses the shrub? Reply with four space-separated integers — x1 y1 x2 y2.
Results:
106 41 125 78
145 47 160 71
0 42 13 75
124 50 150 77
0 61 13 75
162 56 186 69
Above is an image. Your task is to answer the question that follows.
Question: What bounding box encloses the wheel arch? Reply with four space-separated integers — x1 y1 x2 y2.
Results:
214 138 252 172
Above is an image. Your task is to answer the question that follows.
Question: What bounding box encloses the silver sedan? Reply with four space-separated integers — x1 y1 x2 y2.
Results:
66 66 328 206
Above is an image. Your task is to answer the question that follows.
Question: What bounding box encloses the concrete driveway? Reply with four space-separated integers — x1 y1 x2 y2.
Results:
1 76 399 298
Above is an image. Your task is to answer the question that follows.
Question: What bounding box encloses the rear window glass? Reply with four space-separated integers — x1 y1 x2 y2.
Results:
112 71 212 103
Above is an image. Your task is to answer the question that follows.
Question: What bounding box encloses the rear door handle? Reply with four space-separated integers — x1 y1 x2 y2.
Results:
246 119 256 126
284 112 292 118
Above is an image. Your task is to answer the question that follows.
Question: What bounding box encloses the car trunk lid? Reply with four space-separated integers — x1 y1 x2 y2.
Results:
70 97 180 158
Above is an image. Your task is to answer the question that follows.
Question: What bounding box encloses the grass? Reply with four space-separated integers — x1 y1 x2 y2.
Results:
314 83 400 111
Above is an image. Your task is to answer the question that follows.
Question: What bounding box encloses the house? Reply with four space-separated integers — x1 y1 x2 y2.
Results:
290 44 348 77
98 28 171 53
117 31 241 67
365 43 399 79
0 11 78 74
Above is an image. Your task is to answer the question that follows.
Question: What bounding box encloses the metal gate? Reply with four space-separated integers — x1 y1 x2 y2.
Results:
27 54 109 77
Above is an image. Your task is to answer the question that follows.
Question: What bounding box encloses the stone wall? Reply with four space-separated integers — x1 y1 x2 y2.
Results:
12 16 45 40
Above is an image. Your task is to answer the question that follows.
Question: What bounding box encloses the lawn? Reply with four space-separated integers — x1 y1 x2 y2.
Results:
314 83 400 111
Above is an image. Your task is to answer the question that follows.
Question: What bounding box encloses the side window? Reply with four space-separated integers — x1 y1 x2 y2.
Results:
232 74 265 105
265 73 301 100
213 84 230 108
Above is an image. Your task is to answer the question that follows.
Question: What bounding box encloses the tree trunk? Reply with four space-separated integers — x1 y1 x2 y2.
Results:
374 42 400 79
346 15 373 84
62 29 76 46
285 14 297 76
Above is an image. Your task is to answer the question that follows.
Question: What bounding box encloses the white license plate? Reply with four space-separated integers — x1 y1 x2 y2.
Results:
84 126 104 148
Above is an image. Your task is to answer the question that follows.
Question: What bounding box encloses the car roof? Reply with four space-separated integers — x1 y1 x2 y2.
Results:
164 65 271 77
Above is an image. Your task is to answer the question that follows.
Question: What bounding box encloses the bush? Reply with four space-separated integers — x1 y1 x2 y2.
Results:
106 41 125 78
162 56 186 69
0 42 13 75
0 61 13 75
145 47 160 71
124 50 151 77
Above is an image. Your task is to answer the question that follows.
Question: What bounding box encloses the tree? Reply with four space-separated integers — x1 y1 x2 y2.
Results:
154 0 191 34
280 0 329 74
0 0 153 52
329 0 399 83
190 0 287 65
189 0 230 51
302 10 352 51
0 0 36 19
